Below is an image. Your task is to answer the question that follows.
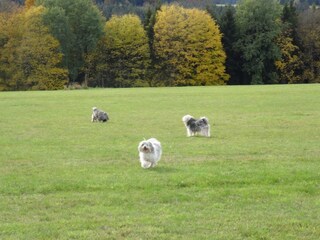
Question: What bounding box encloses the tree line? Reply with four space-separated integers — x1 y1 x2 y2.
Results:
0 0 319 90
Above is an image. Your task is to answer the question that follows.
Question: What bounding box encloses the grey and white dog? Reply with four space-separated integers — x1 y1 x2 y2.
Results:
91 107 109 122
182 114 210 137
138 138 162 169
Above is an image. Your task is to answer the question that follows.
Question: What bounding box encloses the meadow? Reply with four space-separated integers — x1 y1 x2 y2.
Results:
0 85 319 239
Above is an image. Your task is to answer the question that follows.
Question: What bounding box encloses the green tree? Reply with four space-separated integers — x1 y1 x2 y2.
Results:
282 0 300 46
38 0 105 84
153 5 229 86
87 14 150 87
297 7 320 83
143 4 160 86
236 0 282 84
219 5 243 85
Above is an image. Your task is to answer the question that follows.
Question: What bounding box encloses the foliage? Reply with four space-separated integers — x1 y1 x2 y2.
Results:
0 0 20 13
282 0 300 46
235 0 282 84
275 29 303 84
87 14 150 87
0 11 23 90
276 2 303 84
0 6 68 90
143 5 160 86
154 4 229 86
25 0 35 9
219 5 243 85
297 7 320 83
38 0 105 83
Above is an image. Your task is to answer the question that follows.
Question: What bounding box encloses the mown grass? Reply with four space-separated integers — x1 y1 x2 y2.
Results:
0 85 319 239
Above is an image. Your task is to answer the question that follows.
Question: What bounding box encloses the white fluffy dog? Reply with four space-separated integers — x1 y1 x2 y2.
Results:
182 114 210 137
138 138 162 169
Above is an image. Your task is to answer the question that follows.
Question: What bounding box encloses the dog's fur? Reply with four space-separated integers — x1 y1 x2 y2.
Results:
91 107 109 122
138 138 162 169
182 114 210 137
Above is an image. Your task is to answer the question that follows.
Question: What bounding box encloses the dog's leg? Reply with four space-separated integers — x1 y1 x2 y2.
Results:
187 129 192 137
141 160 152 169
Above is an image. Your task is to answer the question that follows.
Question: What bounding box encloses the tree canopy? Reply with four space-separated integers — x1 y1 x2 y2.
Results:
87 14 150 87
0 6 68 90
236 0 282 84
38 0 105 83
153 4 229 86
0 1 320 90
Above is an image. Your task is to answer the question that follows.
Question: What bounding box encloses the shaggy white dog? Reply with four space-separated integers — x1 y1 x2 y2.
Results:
182 114 210 137
138 138 162 169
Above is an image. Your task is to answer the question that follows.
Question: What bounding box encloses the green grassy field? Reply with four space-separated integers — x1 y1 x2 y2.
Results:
0 85 319 239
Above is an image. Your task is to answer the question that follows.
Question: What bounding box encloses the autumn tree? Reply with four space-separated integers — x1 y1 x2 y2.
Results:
0 6 68 90
0 1 20 89
275 29 303 84
87 14 150 87
38 0 105 84
235 0 282 84
276 1 303 84
0 10 22 90
19 6 68 89
153 5 229 86
25 0 35 9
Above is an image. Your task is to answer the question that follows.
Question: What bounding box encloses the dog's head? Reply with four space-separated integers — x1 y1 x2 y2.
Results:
198 117 209 126
138 140 154 153
182 115 194 125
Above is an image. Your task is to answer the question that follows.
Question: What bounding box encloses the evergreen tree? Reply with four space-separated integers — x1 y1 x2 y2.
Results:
143 3 160 86
297 7 320 83
236 0 282 84
282 0 301 48
219 5 242 84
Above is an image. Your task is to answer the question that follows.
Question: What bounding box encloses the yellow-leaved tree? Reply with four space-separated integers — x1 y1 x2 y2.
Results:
25 0 35 9
275 29 303 84
87 14 150 87
19 6 68 90
0 6 68 90
153 5 229 86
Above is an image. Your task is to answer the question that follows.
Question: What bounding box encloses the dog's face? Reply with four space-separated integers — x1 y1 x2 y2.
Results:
182 115 194 125
138 141 154 153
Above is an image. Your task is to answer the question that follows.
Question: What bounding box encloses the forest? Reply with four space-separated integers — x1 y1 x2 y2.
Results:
0 0 319 90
